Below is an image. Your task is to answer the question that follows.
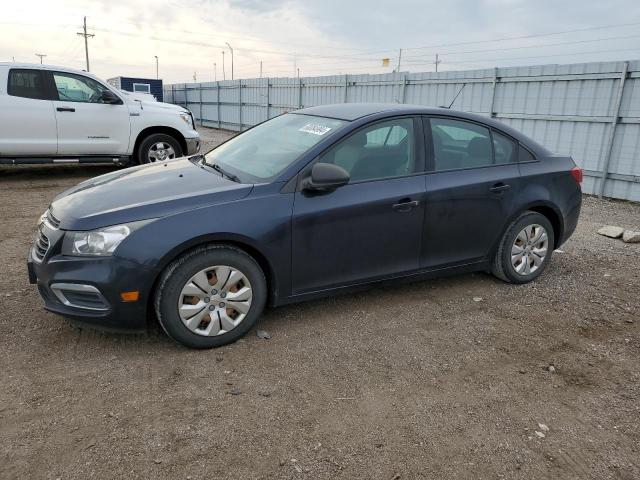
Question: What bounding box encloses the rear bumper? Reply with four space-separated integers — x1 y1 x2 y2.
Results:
28 249 155 333
185 136 201 155
558 190 582 247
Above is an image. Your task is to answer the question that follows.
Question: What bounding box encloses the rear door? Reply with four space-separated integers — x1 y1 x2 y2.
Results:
291 117 426 294
0 68 57 155
49 71 131 155
421 116 521 268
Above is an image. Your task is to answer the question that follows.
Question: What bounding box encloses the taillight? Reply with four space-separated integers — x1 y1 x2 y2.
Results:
570 166 583 185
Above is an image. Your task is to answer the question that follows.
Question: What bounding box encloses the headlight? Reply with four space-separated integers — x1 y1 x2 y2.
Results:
61 220 153 257
179 112 193 128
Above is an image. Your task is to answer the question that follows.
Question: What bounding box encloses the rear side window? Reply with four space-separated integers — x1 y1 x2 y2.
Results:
430 118 493 170
518 145 536 162
492 131 517 164
7 69 46 100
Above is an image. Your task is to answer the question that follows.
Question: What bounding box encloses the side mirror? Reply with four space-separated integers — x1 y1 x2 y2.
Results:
101 90 122 104
303 163 350 191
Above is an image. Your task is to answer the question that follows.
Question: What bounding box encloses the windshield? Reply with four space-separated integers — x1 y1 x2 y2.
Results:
204 113 347 182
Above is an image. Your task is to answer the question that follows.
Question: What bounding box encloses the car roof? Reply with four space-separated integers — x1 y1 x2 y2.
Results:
295 103 551 155
0 62 95 77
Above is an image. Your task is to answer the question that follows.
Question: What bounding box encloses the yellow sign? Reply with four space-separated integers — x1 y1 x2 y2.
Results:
382 58 390 67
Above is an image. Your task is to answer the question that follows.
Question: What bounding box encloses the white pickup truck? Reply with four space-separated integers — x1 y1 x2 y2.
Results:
0 63 200 166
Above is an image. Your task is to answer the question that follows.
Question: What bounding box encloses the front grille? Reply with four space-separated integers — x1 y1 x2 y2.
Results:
33 229 50 262
46 210 61 229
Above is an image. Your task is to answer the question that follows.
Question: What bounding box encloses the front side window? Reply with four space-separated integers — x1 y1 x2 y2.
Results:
320 118 415 183
205 113 347 182
7 69 46 100
52 72 110 103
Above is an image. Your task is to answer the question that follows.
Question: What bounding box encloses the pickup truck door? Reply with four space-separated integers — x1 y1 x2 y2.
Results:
49 71 130 155
0 68 57 156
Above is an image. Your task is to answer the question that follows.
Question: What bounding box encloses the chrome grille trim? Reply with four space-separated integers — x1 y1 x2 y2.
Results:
46 210 61 229
32 229 50 262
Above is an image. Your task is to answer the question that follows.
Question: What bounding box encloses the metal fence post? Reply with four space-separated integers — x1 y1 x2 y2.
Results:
216 82 221 129
298 76 303 109
238 80 243 131
199 83 203 126
401 74 408 103
343 74 348 103
489 67 499 117
171 84 175 104
599 61 629 198
265 77 270 121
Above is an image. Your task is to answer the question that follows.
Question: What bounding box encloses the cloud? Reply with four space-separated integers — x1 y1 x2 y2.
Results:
0 0 639 83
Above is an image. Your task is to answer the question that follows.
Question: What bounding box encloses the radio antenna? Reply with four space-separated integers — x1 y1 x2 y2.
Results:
441 83 466 109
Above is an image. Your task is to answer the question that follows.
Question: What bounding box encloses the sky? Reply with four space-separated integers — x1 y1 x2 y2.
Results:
1 0 640 84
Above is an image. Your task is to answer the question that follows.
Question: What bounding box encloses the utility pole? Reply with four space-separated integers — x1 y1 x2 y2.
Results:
434 53 441 73
77 16 95 72
225 42 234 80
35 53 47 64
214 62 217 81
222 51 226 80
260 60 262 78
154 55 159 79
396 48 402 72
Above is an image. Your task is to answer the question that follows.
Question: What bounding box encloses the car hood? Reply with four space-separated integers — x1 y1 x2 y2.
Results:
50 158 253 231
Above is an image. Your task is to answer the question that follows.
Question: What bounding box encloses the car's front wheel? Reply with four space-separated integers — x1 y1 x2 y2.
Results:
138 133 183 164
492 211 555 284
154 245 267 349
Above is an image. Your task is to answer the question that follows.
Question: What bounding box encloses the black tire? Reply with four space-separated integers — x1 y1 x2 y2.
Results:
137 133 183 164
154 245 267 349
492 211 555 284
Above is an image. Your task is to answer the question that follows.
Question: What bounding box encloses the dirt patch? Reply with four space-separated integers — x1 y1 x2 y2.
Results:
1 127 639 479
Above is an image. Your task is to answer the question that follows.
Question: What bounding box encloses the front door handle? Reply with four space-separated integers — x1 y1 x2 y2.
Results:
56 107 75 112
489 183 511 193
392 199 420 212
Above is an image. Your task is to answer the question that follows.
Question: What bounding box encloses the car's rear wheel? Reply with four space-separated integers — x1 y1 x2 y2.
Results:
138 133 182 164
154 245 267 349
492 211 555 284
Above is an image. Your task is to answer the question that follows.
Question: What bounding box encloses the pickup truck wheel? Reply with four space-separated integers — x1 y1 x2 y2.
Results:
138 133 183 164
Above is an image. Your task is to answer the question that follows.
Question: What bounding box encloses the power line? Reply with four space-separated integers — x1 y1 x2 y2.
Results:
402 21 640 51
403 33 640 59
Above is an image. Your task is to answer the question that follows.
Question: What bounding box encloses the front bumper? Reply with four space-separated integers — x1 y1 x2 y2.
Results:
185 136 201 155
28 244 156 333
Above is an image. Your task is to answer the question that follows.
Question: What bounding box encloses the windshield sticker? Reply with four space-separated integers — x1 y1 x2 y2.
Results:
299 123 332 136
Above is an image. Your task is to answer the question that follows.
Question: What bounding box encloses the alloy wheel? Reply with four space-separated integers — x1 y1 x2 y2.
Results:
177 265 252 336
148 142 177 162
511 224 549 275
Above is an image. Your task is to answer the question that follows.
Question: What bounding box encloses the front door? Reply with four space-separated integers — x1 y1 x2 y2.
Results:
421 116 522 268
291 117 426 294
50 71 130 155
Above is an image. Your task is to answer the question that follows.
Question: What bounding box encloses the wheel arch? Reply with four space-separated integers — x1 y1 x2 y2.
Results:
147 234 279 312
134 126 187 161
490 201 564 260
525 203 564 249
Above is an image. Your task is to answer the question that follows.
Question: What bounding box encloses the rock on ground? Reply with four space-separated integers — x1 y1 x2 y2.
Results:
622 230 640 243
597 226 625 238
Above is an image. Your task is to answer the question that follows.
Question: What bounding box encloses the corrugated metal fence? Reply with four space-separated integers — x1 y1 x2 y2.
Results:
165 60 640 201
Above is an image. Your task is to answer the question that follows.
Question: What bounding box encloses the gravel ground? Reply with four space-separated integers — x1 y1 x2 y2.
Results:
1 127 639 480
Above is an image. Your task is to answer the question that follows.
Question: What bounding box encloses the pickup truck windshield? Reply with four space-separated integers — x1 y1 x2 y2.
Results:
204 113 347 182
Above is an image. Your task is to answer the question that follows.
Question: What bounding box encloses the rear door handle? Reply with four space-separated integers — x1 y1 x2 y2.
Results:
392 199 420 212
489 183 511 193
56 107 75 112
